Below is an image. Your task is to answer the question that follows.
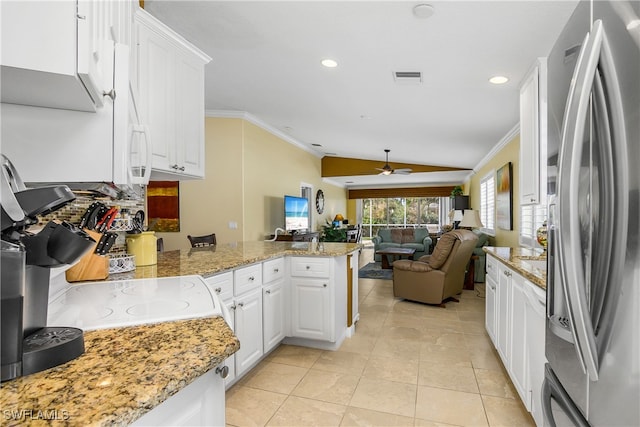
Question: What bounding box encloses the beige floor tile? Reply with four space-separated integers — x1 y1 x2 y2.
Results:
419 343 473 367
464 334 495 351
362 295 396 308
385 311 432 329
292 369 360 404
371 337 423 362
482 395 536 427
460 321 488 335
415 386 488 426
362 355 420 384
226 386 287 427
474 368 518 399
418 361 479 393
380 325 427 341
350 377 417 418
266 344 323 368
420 317 466 334
266 396 346 427
313 350 370 375
337 333 378 355
432 332 467 349
242 362 308 394
414 419 463 427
340 407 415 427
469 347 504 371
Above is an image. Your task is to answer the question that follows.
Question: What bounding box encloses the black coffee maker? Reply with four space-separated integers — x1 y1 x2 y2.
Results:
1 155 95 381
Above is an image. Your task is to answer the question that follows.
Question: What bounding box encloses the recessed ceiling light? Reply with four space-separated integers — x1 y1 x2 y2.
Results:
413 4 435 19
311 143 322 147
489 75 509 85
346 181 354 184
321 59 338 68
324 152 337 156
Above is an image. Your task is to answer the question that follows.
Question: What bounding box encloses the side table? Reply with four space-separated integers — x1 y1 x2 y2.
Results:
464 255 479 290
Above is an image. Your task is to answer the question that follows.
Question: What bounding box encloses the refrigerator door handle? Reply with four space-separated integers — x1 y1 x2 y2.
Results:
556 21 604 381
542 364 590 427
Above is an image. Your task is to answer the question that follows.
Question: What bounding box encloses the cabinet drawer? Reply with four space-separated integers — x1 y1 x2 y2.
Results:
234 264 262 296
263 257 285 284
486 255 499 281
204 271 233 302
290 257 331 278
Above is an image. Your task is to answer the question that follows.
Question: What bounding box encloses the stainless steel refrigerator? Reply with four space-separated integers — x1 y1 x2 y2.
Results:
544 0 639 426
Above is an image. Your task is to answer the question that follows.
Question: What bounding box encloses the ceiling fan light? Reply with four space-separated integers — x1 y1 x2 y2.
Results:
382 169 392 176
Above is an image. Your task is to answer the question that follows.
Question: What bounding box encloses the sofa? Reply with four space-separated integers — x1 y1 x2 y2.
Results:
372 228 432 261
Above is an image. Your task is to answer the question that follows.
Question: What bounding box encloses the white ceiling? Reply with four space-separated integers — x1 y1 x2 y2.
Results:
145 0 578 189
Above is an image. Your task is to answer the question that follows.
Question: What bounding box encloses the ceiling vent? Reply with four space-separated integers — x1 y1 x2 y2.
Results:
393 71 422 84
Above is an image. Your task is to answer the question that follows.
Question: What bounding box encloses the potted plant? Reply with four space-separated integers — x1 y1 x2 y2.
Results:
450 186 469 210
320 219 347 242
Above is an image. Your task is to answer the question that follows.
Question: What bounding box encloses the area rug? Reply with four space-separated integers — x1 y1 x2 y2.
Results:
358 262 393 280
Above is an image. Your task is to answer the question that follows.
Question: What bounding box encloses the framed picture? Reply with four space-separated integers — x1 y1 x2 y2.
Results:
147 181 180 232
496 162 513 230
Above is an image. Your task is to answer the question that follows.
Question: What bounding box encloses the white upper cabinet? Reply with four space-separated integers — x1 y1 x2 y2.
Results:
134 9 211 180
519 58 547 206
0 0 115 112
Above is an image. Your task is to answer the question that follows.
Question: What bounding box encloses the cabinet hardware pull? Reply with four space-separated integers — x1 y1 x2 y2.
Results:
306 266 310 269
215 365 229 379
77 14 86 20
248 276 254 281
274 268 279 273
214 287 221 293
238 302 244 307
265 290 271 294
179 166 185 171
230 304 237 310
323 284 327 288
171 164 179 170
103 89 116 100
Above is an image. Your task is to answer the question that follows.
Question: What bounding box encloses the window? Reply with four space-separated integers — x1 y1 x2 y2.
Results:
480 172 496 235
360 197 447 239
520 203 547 248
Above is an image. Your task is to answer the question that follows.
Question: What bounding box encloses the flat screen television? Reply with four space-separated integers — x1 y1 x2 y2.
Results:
284 195 309 232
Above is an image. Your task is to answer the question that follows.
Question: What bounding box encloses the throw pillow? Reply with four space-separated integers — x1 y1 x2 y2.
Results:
428 232 457 269
401 229 415 243
391 229 403 243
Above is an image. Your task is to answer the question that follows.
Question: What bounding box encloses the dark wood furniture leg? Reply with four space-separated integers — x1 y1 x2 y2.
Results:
464 255 479 290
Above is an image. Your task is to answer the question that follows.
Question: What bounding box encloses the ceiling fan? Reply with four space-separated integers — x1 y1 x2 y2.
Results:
376 149 412 175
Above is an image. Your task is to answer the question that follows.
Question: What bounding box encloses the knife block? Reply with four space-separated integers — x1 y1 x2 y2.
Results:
65 229 109 282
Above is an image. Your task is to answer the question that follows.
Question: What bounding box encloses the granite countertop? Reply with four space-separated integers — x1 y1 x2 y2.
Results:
0 317 239 427
483 246 547 290
111 241 363 281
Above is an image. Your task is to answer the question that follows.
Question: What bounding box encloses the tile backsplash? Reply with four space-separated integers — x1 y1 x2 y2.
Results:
39 194 145 254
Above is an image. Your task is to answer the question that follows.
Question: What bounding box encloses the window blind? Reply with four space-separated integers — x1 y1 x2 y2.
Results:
480 173 495 235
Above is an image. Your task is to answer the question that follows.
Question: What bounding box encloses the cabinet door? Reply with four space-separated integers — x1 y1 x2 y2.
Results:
508 273 529 408
485 275 497 345
263 280 286 353
234 289 263 377
519 64 540 205
222 299 236 386
496 265 511 364
291 278 331 341
524 281 547 427
174 51 205 177
137 18 176 173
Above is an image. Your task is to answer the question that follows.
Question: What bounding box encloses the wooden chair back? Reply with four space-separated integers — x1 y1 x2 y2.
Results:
187 233 217 247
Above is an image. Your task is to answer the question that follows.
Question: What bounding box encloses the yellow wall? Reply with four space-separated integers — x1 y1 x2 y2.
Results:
157 117 347 250
466 134 521 248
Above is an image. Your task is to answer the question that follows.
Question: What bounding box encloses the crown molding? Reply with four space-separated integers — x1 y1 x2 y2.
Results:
472 123 520 174
205 110 322 158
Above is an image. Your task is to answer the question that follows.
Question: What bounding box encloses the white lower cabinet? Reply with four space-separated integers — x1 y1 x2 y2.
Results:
234 287 263 377
524 280 547 427
263 280 286 353
485 256 498 345
486 253 548 426
290 278 332 341
132 368 224 426
509 273 528 406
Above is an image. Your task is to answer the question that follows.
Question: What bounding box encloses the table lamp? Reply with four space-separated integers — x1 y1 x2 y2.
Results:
458 210 484 229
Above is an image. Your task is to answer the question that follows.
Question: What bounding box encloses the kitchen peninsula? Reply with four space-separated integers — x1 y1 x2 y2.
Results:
0 241 361 426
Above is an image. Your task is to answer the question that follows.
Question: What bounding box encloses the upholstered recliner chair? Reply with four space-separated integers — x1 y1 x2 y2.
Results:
392 229 478 307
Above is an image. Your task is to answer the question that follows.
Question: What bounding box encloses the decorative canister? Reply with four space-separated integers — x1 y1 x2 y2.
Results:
125 231 157 266
536 221 548 250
